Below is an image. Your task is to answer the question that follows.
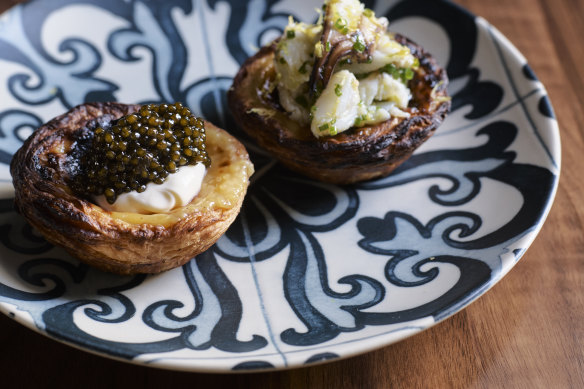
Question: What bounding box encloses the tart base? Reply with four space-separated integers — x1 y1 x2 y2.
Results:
228 35 450 184
10 102 254 274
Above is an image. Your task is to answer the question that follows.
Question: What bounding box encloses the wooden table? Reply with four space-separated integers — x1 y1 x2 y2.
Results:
0 0 582 387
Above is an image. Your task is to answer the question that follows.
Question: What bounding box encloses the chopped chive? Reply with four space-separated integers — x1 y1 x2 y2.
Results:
334 83 343 97
404 68 414 81
279 57 287 64
334 18 349 34
382 64 393 72
363 8 374 18
353 35 365 53
381 63 401 79
319 119 337 134
298 61 310 74
354 114 367 127
286 30 295 39
381 63 415 84
325 41 331 51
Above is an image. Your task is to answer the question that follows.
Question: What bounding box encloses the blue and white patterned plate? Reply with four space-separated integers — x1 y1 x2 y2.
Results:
0 0 560 372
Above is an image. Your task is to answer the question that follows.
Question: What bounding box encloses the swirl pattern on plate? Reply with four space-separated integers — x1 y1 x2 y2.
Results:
0 0 559 372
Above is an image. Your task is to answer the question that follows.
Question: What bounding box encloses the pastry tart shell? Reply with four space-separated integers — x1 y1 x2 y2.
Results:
10 102 254 274
227 34 450 184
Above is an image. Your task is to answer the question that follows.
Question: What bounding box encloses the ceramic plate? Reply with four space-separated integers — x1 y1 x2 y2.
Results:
0 0 560 372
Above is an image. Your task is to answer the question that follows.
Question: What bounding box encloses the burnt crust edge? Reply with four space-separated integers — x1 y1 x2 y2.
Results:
228 34 450 184
10 102 254 274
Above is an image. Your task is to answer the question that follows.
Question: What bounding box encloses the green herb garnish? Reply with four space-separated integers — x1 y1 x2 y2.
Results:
334 18 349 34
404 68 414 81
318 119 337 136
363 8 374 18
354 114 367 127
381 63 415 84
353 34 365 53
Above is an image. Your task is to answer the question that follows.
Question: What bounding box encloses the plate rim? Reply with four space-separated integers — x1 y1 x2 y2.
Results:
0 0 561 373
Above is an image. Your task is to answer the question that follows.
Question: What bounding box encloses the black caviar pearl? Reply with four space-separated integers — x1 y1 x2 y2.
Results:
70 102 211 204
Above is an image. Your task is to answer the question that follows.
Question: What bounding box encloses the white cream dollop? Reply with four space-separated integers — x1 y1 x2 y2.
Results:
95 163 206 214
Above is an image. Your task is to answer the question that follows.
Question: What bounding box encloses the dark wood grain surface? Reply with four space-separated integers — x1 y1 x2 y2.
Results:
0 0 582 387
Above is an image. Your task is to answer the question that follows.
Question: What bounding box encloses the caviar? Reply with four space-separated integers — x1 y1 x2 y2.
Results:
70 102 210 204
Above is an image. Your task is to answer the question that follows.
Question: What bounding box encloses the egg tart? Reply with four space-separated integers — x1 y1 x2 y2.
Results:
228 0 450 184
10 102 254 274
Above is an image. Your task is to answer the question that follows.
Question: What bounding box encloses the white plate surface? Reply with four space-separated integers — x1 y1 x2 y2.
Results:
0 0 559 372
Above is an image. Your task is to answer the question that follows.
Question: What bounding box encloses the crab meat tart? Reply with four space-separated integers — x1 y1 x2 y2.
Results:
228 0 450 184
10 102 254 274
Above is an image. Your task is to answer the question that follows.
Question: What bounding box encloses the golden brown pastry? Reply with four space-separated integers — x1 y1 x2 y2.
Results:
10 102 254 274
228 0 450 184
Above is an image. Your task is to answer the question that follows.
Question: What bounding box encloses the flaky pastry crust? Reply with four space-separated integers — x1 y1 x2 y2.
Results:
10 102 254 274
228 34 450 184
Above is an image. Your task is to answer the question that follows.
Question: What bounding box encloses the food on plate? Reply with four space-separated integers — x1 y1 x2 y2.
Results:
10 102 254 274
228 0 450 184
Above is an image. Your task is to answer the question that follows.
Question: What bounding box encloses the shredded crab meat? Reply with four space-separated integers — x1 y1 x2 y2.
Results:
309 0 387 96
274 0 418 138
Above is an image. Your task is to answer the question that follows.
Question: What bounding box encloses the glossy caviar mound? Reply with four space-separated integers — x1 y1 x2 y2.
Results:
10 102 254 274
69 102 210 204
